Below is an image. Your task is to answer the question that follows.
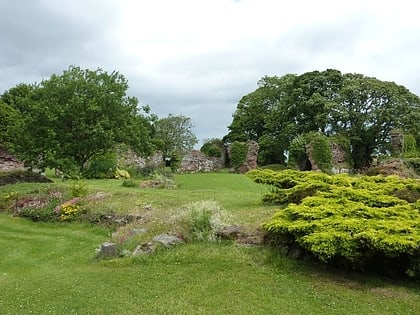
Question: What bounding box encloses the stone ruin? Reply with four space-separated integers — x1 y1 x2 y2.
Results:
179 150 224 173
0 147 24 171
178 140 259 173
225 140 259 174
236 140 259 173
300 141 350 173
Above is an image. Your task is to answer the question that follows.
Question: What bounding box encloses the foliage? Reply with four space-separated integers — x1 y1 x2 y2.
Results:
54 198 82 221
403 134 418 158
1 177 420 314
200 138 224 158
1 66 154 174
172 200 232 242
115 168 131 180
309 133 332 172
230 141 248 170
0 170 52 186
404 158 420 175
121 179 137 187
70 180 88 197
85 152 118 179
0 101 21 148
248 169 420 278
225 69 420 169
153 114 198 159
288 135 307 169
260 164 287 171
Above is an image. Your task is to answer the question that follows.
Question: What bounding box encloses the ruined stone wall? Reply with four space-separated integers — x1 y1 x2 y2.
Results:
0 147 24 171
179 150 224 173
226 140 259 173
117 148 163 170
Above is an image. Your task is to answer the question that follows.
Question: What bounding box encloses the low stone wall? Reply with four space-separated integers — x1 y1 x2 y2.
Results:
117 148 163 170
179 150 224 173
0 147 24 171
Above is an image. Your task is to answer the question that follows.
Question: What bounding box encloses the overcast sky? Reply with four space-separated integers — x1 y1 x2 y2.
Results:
1 0 419 146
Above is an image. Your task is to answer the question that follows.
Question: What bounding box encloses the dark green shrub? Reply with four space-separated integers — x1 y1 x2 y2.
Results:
249 169 420 278
404 158 420 175
169 153 181 172
121 179 137 187
201 139 223 158
260 164 287 171
310 134 332 172
403 134 418 158
288 135 307 169
19 206 58 222
230 141 248 169
0 170 52 186
84 152 117 179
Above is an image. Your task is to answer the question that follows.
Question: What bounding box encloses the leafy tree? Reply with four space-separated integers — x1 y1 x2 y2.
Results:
329 73 420 168
153 114 198 159
0 100 20 148
2 66 153 174
225 74 296 164
200 138 224 158
225 69 420 169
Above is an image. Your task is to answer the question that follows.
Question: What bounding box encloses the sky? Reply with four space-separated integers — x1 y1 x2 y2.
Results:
1 0 419 147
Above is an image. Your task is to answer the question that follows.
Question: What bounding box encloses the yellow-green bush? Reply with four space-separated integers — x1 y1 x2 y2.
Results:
248 169 420 278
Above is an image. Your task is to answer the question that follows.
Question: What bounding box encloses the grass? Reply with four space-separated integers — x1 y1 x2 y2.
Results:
0 172 419 314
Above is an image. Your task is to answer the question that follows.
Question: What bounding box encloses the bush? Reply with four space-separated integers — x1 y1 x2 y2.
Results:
84 152 117 179
404 158 420 175
0 170 52 186
201 139 223 158
309 134 332 172
121 179 137 187
115 169 131 179
249 169 420 278
260 164 287 171
403 134 418 158
172 200 232 242
230 141 248 170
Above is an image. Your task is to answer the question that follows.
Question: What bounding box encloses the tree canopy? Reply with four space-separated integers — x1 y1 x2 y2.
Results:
1 66 153 174
225 69 420 169
153 114 198 159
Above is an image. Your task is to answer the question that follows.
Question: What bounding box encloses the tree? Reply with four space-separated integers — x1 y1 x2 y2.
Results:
329 73 420 168
153 114 198 159
200 138 224 158
225 74 296 164
0 100 20 148
225 69 420 169
2 66 153 174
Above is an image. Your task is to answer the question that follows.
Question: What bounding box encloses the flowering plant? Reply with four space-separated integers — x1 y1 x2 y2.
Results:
54 197 81 221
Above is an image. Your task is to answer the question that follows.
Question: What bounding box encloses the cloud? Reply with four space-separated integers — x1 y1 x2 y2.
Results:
1 0 419 146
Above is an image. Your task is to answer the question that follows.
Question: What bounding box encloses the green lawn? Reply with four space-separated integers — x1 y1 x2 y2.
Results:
0 173 419 314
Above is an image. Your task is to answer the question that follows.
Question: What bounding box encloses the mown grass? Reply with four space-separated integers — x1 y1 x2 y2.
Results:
1 172 419 314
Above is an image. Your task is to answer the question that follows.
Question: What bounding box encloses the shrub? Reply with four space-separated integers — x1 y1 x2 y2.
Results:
54 197 82 221
230 141 248 170
121 179 137 187
249 169 420 278
404 158 420 175
201 139 224 158
260 164 287 171
309 134 332 172
115 169 131 179
288 135 307 168
84 152 117 179
0 170 52 186
172 200 232 242
70 180 88 197
402 134 418 158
